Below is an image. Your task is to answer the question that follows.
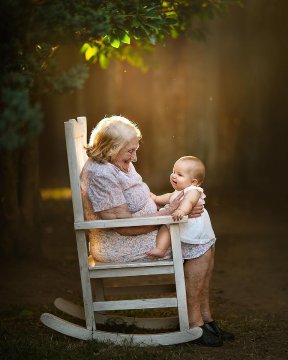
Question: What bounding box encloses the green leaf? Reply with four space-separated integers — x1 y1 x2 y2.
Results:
170 28 179 39
99 53 110 69
80 43 90 54
85 45 98 61
110 38 120 48
102 35 111 44
145 5 161 13
121 33 131 45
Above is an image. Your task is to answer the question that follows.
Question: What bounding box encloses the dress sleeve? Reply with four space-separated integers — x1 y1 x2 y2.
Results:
87 167 127 212
185 186 206 204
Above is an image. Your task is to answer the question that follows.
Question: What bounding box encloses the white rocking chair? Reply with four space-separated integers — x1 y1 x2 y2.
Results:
40 116 202 346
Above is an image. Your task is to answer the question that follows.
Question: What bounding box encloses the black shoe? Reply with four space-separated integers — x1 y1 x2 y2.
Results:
204 320 235 341
193 325 223 347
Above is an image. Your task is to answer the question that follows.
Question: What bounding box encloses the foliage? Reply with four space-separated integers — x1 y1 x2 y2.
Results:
0 0 242 150
80 0 243 69
0 84 43 150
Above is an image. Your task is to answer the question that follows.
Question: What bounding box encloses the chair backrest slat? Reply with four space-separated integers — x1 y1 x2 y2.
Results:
64 118 88 222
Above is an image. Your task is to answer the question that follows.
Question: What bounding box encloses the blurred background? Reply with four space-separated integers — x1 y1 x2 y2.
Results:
40 0 288 198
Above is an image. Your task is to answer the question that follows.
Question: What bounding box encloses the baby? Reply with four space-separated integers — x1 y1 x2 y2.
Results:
147 156 216 257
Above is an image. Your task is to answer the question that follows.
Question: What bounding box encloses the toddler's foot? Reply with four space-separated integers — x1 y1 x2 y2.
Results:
146 247 168 258
88 254 96 267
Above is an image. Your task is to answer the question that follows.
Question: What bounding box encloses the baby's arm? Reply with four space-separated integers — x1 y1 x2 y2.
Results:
172 190 201 221
150 192 172 206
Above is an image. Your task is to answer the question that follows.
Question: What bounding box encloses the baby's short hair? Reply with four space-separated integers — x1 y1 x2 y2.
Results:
179 156 205 185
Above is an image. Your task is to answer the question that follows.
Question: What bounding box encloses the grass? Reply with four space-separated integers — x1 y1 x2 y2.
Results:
1 305 288 360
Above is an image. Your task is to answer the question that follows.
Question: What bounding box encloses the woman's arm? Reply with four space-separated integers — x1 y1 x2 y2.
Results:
97 191 184 235
97 204 158 236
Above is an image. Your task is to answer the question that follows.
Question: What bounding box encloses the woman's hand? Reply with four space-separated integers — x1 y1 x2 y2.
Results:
160 191 184 215
188 203 204 218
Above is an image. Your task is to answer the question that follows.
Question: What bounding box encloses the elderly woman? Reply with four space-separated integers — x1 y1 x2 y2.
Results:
80 115 234 347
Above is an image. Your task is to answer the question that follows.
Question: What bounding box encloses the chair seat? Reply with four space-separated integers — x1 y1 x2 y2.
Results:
89 259 173 270
89 259 175 278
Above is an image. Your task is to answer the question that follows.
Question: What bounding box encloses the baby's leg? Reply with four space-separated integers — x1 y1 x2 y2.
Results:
146 225 171 257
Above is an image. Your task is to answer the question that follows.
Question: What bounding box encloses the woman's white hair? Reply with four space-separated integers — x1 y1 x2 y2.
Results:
86 115 142 163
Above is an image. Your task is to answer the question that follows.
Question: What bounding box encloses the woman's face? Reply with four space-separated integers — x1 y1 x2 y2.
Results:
112 137 139 172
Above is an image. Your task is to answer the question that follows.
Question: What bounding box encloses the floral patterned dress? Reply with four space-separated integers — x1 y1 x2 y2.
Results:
80 159 214 262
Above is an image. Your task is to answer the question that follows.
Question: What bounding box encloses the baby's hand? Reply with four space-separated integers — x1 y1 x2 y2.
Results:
172 209 185 221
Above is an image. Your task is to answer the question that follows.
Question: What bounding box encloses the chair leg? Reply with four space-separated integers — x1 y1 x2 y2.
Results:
170 224 190 331
75 232 96 331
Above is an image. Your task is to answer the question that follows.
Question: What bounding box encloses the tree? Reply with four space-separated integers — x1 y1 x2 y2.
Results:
0 0 242 257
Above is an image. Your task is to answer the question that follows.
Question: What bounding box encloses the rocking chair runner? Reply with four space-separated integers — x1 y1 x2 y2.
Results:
40 116 202 346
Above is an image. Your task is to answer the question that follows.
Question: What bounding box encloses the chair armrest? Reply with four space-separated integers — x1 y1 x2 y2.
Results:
74 215 188 230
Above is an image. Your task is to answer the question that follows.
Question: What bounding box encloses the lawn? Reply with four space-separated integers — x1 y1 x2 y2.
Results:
1 304 287 360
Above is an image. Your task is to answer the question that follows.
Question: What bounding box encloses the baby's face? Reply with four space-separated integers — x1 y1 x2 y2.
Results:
170 160 193 191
